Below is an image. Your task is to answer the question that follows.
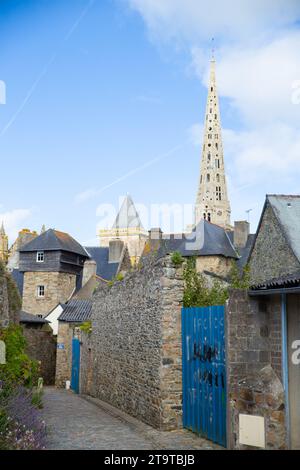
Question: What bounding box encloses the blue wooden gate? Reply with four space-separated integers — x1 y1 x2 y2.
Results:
182 306 227 447
71 338 80 394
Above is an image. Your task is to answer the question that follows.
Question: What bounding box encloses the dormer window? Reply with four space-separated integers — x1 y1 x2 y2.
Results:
36 251 44 263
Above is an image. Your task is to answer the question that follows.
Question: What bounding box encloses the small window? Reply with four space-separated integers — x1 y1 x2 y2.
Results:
36 251 44 263
207 213 211 222
207 174 210 182
216 174 220 183
37 285 45 298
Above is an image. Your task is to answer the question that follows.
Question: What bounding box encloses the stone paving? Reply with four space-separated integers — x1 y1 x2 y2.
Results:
42 387 222 450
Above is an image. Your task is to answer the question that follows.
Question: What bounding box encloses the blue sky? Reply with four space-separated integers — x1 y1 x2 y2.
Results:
1 0 300 245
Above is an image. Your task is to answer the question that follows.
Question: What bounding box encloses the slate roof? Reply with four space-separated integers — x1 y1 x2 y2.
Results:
84 246 119 281
250 271 300 291
19 229 89 258
58 299 92 323
73 276 102 299
267 195 300 263
19 311 49 324
156 220 238 259
112 195 144 230
237 233 255 270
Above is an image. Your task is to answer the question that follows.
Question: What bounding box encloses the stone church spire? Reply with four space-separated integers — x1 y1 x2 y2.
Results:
195 56 231 229
0 222 8 264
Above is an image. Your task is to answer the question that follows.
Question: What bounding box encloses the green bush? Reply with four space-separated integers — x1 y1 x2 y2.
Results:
171 251 184 266
230 260 251 290
80 321 92 334
183 257 228 307
0 325 39 388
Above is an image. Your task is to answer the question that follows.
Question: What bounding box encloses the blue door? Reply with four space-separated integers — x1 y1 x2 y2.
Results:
71 338 80 394
182 306 227 447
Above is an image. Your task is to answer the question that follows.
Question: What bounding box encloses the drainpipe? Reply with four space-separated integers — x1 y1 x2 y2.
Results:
281 293 291 449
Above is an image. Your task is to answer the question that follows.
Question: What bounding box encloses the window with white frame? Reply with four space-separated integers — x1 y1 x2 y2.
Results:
36 251 44 263
37 285 45 298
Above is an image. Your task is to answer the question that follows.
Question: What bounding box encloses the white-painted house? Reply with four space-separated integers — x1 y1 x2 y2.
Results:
45 303 65 336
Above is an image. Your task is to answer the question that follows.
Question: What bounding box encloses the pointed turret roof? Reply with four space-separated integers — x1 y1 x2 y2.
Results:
112 195 143 230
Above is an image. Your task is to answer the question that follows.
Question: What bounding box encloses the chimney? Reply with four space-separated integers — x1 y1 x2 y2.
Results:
109 239 124 264
148 228 163 251
149 228 163 240
234 221 250 249
82 259 97 286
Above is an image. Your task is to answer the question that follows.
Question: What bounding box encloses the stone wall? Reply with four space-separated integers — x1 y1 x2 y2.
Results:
80 332 93 395
22 272 76 315
80 255 184 430
226 289 287 449
0 274 9 328
0 271 20 327
196 255 232 279
55 322 74 387
22 326 57 385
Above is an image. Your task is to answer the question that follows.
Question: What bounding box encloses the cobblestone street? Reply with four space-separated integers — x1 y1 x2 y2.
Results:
42 387 222 450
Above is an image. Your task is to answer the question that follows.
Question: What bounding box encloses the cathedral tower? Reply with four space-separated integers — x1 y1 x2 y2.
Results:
195 55 231 229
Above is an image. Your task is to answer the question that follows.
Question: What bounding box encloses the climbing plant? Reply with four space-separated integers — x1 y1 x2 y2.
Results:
183 257 228 307
230 260 251 290
0 325 39 387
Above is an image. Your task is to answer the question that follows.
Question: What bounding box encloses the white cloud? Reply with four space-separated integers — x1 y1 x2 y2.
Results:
127 0 300 230
128 0 300 43
0 208 32 242
189 122 300 184
192 32 300 125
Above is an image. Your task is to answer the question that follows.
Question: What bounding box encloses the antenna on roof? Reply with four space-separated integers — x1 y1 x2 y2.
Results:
246 209 253 223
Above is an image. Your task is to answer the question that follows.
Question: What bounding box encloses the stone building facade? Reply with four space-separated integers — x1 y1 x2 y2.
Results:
226 289 287 450
250 200 300 286
22 271 76 315
7 228 38 271
55 321 75 387
18 229 89 317
80 255 184 430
